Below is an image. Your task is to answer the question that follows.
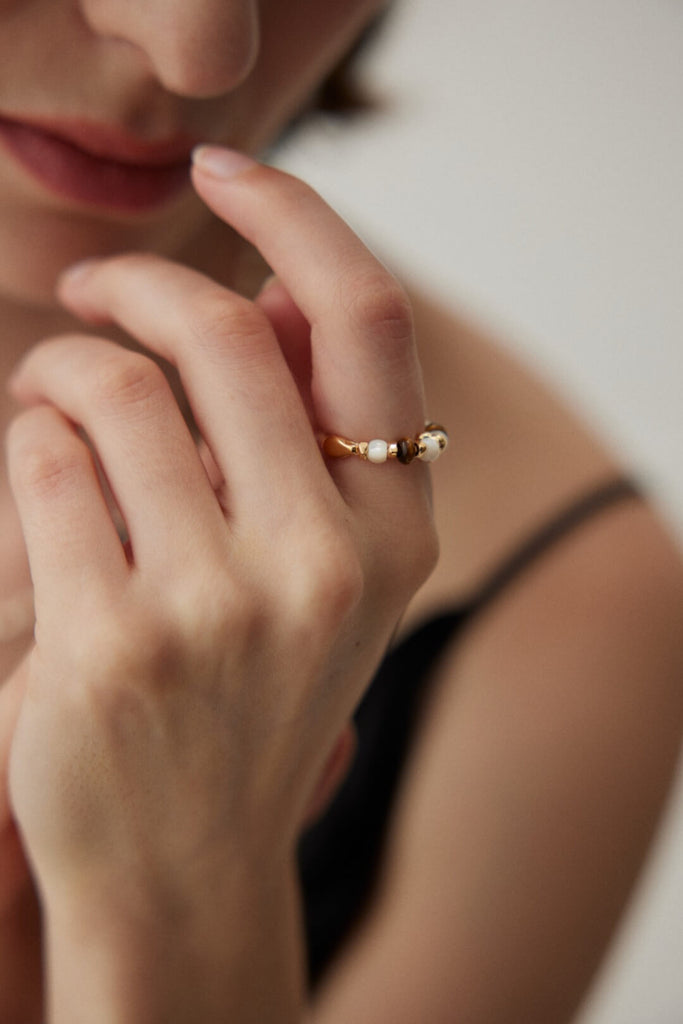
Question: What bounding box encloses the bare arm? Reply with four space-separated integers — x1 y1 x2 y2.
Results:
306 282 683 1023
310 500 683 1023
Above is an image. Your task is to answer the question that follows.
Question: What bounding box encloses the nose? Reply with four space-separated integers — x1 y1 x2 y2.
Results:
79 0 260 99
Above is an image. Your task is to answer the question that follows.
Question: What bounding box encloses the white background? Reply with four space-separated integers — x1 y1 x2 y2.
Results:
276 2 683 1021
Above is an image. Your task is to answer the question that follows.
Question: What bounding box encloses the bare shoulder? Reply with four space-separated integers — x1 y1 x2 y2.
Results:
314 500 683 1024
310 292 683 1024
402 287 631 627
401 285 683 687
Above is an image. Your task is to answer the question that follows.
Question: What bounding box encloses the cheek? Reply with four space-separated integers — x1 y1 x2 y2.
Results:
236 0 383 150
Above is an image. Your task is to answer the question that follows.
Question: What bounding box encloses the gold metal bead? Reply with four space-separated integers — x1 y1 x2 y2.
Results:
322 435 357 458
321 422 448 465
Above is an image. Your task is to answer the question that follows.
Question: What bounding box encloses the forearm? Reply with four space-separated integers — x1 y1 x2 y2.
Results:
44 857 305 1024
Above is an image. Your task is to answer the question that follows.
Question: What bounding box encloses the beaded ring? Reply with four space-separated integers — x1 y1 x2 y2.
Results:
321 422 449 465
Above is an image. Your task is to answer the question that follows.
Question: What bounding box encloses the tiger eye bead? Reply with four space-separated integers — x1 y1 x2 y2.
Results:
321 422 448 466
397 438 418 464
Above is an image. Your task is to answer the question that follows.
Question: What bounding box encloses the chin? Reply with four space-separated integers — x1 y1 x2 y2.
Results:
0 193 213 310
0 241 68 309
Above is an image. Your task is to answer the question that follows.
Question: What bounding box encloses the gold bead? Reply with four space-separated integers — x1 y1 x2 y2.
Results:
322 435 357 458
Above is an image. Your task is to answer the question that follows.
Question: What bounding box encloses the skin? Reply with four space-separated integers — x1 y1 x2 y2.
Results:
1 2 682 1023
8 158 437 1023
0 1 427 1019
0 0 382 305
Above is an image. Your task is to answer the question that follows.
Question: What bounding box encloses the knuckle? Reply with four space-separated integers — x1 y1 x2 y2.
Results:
93 352 168 414
78 610 181 707
290 533 364 628
342 271 414 345
162 568 270 666
12 434 89 502
187 293 271 357
172 572 242 639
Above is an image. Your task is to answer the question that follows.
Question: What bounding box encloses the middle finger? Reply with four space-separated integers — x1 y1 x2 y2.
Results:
57 255 334 519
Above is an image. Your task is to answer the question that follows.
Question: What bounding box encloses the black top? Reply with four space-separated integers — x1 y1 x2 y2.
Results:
297 476 641 987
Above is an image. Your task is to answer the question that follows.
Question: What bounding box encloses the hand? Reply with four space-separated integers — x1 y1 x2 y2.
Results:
6 151 438 912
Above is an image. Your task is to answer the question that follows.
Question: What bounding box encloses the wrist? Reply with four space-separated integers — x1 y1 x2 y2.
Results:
43 856 304 1024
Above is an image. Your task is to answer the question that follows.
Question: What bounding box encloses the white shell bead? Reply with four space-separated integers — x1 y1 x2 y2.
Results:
419 434 441 462
367 439 388 463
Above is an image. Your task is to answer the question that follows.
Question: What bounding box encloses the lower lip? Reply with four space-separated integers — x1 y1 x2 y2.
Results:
0 118 191 213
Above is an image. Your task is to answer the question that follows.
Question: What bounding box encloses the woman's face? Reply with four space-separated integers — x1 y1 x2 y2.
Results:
0 0 383 305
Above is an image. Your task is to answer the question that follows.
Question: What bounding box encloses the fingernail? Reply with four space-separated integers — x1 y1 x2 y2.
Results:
58 258 98 289
191 145 257 180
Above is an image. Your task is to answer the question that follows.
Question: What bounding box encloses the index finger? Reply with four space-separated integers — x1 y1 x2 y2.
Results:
191 148 426 442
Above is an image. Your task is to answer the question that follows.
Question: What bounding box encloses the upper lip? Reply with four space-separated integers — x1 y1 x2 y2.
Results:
0 112 199 166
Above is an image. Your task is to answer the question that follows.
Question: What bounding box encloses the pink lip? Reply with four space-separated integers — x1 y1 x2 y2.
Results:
0 114 199 213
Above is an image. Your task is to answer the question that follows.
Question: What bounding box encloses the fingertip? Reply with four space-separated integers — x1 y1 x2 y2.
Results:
56 258 98 295
7 363 44 407
6 371 25 401
55 260 111 324
191 144 257 181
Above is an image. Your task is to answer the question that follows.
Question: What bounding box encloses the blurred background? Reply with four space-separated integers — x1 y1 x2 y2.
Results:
276 1 683 1021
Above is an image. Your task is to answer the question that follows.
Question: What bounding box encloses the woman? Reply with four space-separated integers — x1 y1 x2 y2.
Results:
0 2 681 1021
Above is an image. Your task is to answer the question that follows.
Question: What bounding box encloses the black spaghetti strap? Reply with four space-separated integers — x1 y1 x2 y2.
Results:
464 476 643 618
299 477 644 985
